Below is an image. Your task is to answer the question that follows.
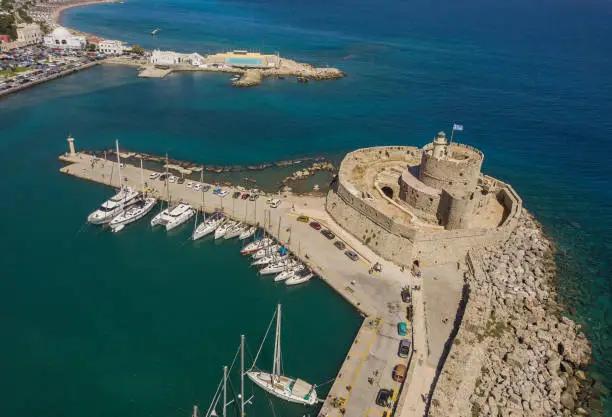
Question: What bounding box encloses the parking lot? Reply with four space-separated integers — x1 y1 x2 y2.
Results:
0 45 105 93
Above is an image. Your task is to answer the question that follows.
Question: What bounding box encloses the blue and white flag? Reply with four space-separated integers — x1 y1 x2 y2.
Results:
453 123 464 131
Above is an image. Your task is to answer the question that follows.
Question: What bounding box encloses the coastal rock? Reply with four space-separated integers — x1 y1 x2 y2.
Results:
428 210 593 417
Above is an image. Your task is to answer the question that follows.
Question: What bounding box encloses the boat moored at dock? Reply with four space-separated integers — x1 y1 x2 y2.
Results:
214 220 237 239
274 263 305 282
88 186 140 224
192 212 225 241
247 304 318 406
109 196 157 231
239 226 256 240
260 259 296 275
151 202 195 231
241 237 274 255
285 268 314 286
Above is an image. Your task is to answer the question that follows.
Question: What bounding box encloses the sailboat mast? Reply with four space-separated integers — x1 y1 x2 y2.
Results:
115 139 122 190
140 158 144 195
240 334 245 417
272 304 282 379
192 405 198 417
165 153 170 207
201 166 205 214
223 365 228 417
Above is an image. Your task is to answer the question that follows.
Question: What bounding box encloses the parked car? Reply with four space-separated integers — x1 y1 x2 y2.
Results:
218 190 230 197
149 172 160 179
297 215 309 222
309 221 321 230
201 185 211 192
269 198 281 208
241 193 250 200
212 188 221 195
334 241 346 250
397 321 407 336
159 173 168 181
233 191 241 199
375 389 393 407
321 229 335 240
392 364 407 383
177 177 185 184
249 194 257 201
398 339 411 358
344 250 358 261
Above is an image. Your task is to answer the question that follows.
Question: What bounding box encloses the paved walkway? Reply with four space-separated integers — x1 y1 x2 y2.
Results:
59 152 460 417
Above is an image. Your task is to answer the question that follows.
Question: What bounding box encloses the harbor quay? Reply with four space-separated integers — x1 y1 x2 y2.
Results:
57 140 472 417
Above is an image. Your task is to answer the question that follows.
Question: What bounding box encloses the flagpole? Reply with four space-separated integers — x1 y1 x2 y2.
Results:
449 123 455 146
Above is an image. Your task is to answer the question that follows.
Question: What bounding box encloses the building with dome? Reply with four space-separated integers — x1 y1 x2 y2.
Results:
43 27 86 50
326 130 523 266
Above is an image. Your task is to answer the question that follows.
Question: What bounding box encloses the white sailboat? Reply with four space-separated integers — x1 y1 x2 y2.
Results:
109 159 157 232
240 237 274 255
239 226 256 240
224 222 246 240
252 244 280 260
193 212 225 240
260 259 296 275
285 268 314 286
247 304 318 406
88 140 140 224
274 263 305 282
214 219 236 239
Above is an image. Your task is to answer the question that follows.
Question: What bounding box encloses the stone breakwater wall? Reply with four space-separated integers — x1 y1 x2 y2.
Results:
428 211 594 417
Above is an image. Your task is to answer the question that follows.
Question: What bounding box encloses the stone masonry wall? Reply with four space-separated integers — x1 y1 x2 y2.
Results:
428 211 593 417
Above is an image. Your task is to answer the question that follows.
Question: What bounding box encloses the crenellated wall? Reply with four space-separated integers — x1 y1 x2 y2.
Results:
326 145 522 267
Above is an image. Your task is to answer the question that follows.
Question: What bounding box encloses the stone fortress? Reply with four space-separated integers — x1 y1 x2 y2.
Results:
326 131 523 266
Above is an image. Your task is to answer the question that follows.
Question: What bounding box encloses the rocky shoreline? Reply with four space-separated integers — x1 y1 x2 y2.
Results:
429 210 600 416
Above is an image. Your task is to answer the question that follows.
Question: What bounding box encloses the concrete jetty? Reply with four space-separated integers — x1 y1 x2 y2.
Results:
58 149 460 417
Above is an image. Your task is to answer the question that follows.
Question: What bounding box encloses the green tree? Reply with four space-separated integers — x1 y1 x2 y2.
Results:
87 42 97 52
18 8 33 23
131 44 145 55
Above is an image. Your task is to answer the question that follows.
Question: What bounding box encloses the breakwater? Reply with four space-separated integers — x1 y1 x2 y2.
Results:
0 61 100 98
429 211 597 416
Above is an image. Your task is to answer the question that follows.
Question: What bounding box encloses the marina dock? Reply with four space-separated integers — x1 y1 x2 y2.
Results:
59 150 438 417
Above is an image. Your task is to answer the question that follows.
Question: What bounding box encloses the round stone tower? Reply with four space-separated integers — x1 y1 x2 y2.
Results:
419 133 484 198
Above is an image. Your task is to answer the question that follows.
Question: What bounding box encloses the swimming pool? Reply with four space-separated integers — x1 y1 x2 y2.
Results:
226 57 263 66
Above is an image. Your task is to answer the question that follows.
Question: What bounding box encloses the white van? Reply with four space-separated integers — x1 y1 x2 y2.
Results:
269 198 281 208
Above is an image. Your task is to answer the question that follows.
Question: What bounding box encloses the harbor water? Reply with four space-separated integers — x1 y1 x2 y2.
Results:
0 0 611 415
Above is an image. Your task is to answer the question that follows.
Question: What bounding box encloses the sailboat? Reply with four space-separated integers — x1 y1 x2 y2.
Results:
203 336 253 417
247 305 318 406
87 140 140 224
239 226 256 240
109 158 157 232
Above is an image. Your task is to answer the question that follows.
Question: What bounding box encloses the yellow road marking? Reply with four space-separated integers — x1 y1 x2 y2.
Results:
336 318 382 416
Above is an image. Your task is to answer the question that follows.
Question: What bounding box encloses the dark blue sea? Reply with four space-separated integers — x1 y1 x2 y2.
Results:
0 0 610 415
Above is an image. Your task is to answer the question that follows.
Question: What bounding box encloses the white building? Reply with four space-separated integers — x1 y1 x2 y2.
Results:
150 49 205 66
17 23 43 46
98 40 124 55
43 27 86 50
150 50 179 65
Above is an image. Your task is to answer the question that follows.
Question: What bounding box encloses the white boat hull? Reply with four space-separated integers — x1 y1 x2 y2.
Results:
192 217 224 241
246 371 317 406
166 209 195 231
224 223 246 239
241 237 274 255
260 260 295 275
285 273 314 286
110 197 157 228
239 227 256 240
274 265 305 282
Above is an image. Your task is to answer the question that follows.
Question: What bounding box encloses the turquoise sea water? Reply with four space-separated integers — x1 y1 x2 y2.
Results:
0 0 611 415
